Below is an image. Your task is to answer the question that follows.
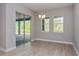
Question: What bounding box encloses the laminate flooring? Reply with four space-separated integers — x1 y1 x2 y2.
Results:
0 40 77 56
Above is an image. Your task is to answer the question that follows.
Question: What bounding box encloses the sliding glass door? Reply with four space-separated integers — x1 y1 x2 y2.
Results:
25 16 31 42
16 12 31 46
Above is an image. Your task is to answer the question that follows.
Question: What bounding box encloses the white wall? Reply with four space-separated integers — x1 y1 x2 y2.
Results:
0 3 78 53
73 4 79 55
0 4 6 49
35 6 74 43
0 3 36 51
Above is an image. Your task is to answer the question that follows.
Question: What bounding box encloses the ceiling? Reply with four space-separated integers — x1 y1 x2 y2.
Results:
21 3 73 13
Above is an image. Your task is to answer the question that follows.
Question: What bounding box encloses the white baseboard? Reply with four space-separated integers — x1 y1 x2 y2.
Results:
34 39 73 45
0 47 16 52
72 44 79 56
34 39 79 55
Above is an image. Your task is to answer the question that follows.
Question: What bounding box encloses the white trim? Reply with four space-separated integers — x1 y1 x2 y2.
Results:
72 44 79 56
34 39 73 45
34 39 79 55
0 47 16 52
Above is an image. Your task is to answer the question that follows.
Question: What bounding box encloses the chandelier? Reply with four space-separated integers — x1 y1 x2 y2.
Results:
38 9 46 19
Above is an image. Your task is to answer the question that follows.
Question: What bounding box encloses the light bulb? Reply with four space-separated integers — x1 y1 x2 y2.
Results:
42 14 46 18
38 14 41 18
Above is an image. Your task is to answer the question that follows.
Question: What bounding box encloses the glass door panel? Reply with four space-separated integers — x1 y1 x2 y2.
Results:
25 20 31 42
16 12 25 46
20 21 24 35
16 21 18 35
16 12 31 46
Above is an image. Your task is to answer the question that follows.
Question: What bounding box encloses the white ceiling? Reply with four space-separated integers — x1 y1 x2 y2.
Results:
21 3 73 13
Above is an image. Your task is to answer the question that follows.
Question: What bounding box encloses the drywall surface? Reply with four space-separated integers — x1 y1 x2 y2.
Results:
0 3 35 51
73 4 79 55
0 4 6 49
35 6 74 43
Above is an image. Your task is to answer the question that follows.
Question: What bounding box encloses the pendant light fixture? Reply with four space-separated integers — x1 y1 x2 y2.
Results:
38 9 46 19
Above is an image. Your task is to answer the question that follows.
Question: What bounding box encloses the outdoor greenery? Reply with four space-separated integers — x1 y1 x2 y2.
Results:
16 17 63 35
54 23 63 32
16 20 30 35
16 21 18 34
53 17 64 32
41 18 49 32
41 17 64 32
25 21 30 33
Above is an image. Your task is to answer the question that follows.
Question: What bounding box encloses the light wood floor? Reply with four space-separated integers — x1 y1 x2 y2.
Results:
0 40 77 56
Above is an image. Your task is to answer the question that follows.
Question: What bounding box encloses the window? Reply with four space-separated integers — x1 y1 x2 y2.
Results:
41 17 49 32
53 16 64 32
